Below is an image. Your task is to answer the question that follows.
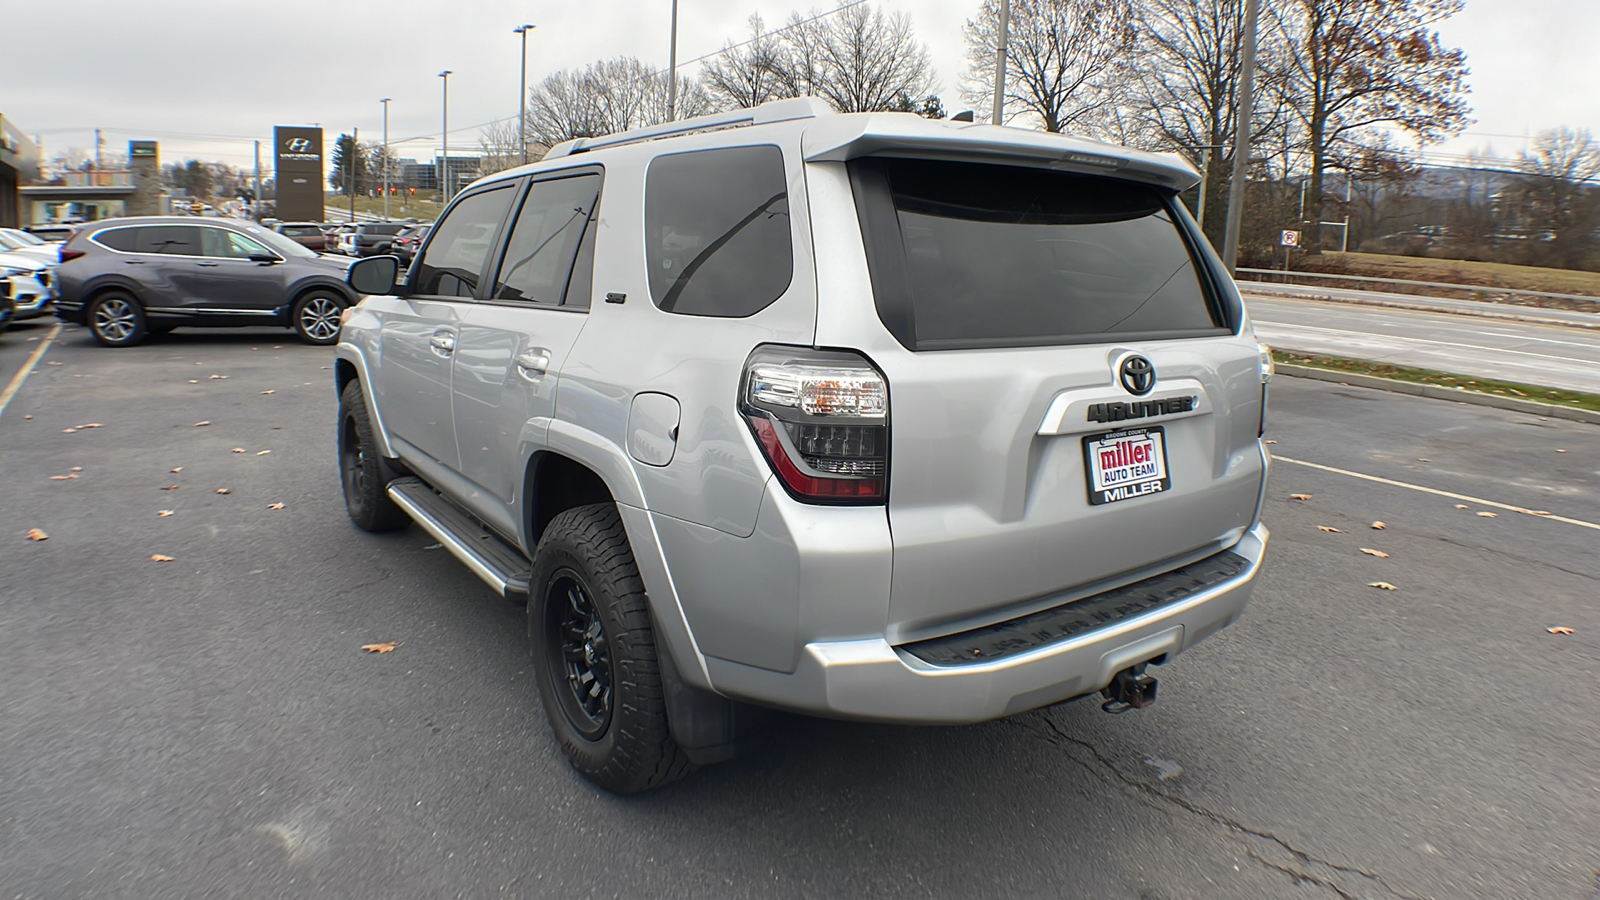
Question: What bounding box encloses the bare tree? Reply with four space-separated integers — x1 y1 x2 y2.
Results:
523 57 714 147
1273 0 1472 251
478 118 540 175
773 4 934 113
961 0 1136 135
1515 127 1600 268
702 14 797 109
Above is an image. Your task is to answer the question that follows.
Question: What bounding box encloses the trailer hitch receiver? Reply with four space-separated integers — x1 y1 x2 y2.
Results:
1101 664 1158 714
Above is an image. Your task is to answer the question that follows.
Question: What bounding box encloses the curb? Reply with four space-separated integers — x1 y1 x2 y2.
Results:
1240 286 1600 331
1275 363 1599 426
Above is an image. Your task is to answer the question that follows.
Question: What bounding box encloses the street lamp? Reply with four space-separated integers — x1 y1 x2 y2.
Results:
380 98 391 221
991 0 1010 126
439 70 452 203
515 25 535 165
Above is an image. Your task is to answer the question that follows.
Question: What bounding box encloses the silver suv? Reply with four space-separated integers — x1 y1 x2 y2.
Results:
336 98 1271 793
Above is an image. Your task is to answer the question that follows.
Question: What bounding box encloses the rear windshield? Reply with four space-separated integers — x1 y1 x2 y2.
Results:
851 158 1226 351
280 225 322 237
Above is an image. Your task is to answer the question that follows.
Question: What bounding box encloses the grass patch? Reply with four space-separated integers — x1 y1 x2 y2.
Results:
1243 251 1600 312
323 193 444 222
1271 350 1600 413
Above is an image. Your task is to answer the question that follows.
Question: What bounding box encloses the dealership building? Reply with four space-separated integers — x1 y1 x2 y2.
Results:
0 113 41 228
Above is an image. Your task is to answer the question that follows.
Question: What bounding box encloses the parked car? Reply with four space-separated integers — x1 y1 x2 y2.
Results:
345 222 409 257
0 286 14 332
274 221 333 252
388 223 431 266
326 223 359 255
53 216 359 346
0 251 56 320
25 223 81 242
0 229 64 266
335 98 1273 793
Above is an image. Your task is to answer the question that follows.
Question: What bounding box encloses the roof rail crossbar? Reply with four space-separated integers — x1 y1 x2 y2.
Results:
543 96 833 160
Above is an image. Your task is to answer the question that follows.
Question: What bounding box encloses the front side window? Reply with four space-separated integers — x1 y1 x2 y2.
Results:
413 186 516 298
200 228 271 259
492 173 600 307
133 225 201 256
852 158 1226 350
645 145 793 317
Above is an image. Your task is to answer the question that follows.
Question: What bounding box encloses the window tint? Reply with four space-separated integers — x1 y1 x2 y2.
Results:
645 145 792 317
854 158 1224 350
413 186 516 297
280 225 322 237
93 228 139 252
492 173 600 306
200 227 271 259
132 225 201 255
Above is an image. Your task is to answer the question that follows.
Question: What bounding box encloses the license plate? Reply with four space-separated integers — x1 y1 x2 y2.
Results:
1083 426 1171 506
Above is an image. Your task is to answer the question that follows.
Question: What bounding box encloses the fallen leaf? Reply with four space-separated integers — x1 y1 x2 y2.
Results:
1264 440 1278 444
1454 504 1469 509
267 502 285 510
23 415 32 419
170 467 183 473
1317 525 1343 533
231 448 245 453
361 642 401 653
78 423 103 429
71 467 82 472
1547 627 1574 635
1290 493 1313 501
26 528 48 541
158 510 174 517
62 428 77 433
215 488 232 494
1556 449 1567 453
193 421 211 427
46 360 63 366
1370 521 1386 530
1476 511 1498 518
161 485 180 491
48 475 77 481
188 379 199 384
1360 548 1390 558
320 366 331 370
1531 510 1552 517
1368 581 1398 591
273 346 281 349
208 374 228 380
259 390 276 395
151 554 174 562
195 361 204 365
1416 458 1430 462
256 450 271 456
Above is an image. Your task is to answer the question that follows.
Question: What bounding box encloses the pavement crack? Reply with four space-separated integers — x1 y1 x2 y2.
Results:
1242 845 1360 900
1027 715 1426 900
1429 535 1598 583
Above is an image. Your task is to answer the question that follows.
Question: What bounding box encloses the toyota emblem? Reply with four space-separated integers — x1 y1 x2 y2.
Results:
286 137 312 153
1119 355 1155 395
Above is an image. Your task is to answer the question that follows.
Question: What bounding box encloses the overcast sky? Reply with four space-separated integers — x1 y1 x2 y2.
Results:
5 0 1596 174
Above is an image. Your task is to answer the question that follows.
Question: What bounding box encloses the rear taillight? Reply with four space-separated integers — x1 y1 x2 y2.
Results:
740 346 888 504
59 249 85 263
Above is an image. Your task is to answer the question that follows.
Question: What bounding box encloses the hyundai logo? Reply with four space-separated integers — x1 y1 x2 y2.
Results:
1119 355 1155 396
285 137 313 153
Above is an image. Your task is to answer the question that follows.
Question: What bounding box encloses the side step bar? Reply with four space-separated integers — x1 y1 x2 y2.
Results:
387 477 532 604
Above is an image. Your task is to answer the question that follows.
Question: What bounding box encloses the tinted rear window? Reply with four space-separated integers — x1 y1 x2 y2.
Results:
133 225 201 255
280 225 322 237
645 145 793 317
93 228 139 252
852 158 1224 351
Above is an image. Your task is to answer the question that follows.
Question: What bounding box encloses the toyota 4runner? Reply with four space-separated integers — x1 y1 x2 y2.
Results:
336 98 1272 794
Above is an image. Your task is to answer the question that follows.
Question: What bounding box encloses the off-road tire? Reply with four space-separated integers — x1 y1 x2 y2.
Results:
338 381 409 532
530 503 692 794
292 291 346 345
88 291 147 347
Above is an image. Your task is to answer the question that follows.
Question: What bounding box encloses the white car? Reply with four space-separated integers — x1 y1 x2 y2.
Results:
0 228 63 267
0 251 57 320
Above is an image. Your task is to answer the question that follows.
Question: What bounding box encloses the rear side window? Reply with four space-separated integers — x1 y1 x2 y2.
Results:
851 158 1225 350
645 145 792 317
132 225 201 256
413 186 516 298
492 173 600 307
92 228 139 252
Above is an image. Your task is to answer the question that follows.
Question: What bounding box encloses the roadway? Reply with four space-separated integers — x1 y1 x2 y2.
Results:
1245 292 1600 393
2 320 1597 899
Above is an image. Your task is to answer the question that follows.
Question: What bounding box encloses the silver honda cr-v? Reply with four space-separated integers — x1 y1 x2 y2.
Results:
336 97 1271 793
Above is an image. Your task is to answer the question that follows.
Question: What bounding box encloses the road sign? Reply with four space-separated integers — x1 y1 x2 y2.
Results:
1280 230 1301 247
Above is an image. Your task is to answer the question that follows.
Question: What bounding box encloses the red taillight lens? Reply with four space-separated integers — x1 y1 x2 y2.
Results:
740 346 888 504
59 249 85 263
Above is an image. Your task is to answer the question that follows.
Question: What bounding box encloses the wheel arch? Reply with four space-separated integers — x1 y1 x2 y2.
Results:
333 345 397 458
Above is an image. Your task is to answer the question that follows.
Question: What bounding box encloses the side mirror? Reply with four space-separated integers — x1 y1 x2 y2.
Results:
248 253 281 264
348 255 400 295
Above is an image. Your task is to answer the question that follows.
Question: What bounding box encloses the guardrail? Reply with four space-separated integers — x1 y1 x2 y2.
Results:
1235 267 1600 305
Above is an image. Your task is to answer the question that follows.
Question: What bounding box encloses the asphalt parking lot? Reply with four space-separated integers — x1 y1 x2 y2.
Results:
3 319 1597 900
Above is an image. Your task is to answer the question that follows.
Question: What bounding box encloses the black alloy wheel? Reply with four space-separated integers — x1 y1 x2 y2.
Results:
338 381 409 531
544 569 613 738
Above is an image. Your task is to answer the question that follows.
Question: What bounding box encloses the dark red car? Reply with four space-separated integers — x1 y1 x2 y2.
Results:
274 222 333 252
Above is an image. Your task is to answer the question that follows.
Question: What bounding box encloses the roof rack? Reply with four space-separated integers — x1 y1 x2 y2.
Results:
543 96 833 160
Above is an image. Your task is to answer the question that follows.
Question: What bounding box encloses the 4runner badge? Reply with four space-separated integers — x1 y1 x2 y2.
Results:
1087 396 1198 424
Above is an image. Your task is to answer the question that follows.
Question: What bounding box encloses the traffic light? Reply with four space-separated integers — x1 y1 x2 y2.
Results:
409 187 415 195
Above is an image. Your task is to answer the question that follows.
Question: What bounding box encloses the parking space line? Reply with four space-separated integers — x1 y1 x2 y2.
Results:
1274 454 1600 532
0 322 62 421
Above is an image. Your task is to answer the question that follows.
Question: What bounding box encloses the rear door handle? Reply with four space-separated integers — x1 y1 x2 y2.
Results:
124 259 146 265
515 349 551 381
197 262 220 267
429 331 456 357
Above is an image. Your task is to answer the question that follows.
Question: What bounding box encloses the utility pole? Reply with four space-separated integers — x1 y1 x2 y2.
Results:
515 25 535 165
990 0 1010 126
666 0 679 121
1221 0 1261 276
440 70 452 203
253 140 262 220
349 126 359 222
94 127 102 168
381 98 391 221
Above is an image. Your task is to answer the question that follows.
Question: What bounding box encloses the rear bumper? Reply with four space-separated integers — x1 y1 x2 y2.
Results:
702 523 1267 723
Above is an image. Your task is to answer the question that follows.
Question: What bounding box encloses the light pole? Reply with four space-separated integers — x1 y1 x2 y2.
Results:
439 70 452 204
380 98 391 221
1221 0 1261 275
666 0 679 121
991 0 1010 126
515 25 535 165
